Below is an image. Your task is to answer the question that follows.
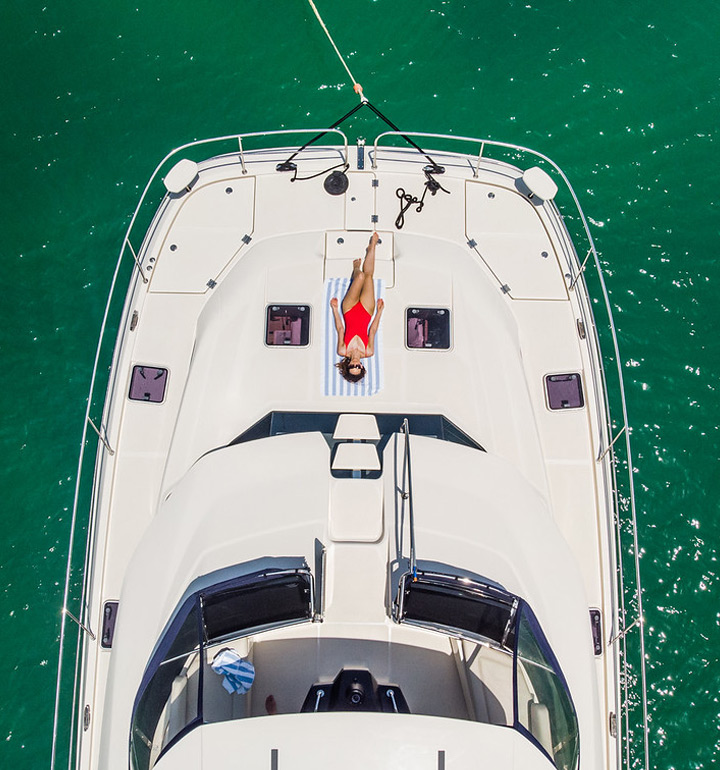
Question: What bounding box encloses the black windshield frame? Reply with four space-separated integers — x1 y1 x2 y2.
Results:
394 569 579 770
395 571 518 650
129 567 314 770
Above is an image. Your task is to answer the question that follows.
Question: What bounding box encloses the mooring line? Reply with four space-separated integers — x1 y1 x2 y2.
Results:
307 0 367 102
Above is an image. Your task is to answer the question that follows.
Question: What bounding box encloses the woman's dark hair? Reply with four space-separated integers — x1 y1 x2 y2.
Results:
336 357 366 383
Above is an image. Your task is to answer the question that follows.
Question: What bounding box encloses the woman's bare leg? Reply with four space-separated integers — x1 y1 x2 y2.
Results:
359 233 378 313
342 259 365 313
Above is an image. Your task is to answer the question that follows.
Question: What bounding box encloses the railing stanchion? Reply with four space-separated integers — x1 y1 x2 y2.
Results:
569 247 594 291
63 608 96 642
474 141 485 178
238 136 247 175
87 417 115 456
126 240 148 284
598 425 627 463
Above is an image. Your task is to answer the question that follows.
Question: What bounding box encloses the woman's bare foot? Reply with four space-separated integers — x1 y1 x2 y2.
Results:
265 694 278 715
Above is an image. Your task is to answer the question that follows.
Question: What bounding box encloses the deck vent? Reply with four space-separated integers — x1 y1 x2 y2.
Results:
129 366 168 403
101 601 120 649
266 305 310 347
545 373 584 410
406 308 451 350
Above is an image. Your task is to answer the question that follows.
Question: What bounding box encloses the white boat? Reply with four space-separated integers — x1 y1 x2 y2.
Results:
52 120 648 770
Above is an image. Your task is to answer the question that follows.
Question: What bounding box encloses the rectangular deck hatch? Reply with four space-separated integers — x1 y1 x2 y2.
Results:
406 308 451 349
545 373 584 410
265 305 310 346
129 366 168 403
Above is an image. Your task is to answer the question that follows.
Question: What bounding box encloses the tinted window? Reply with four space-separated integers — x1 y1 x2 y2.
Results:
401 576 516 649
203 573 312 642
130 570 313 770
516 606 579 770
131 603 201 770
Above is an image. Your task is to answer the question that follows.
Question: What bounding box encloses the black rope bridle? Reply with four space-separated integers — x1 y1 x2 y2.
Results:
276 101 450 228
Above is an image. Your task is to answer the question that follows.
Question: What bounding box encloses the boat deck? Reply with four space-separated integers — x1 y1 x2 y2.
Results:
78 143 617 770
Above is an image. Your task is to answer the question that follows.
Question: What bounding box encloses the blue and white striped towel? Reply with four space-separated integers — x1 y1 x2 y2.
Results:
323 277 384 397
211 648 255 695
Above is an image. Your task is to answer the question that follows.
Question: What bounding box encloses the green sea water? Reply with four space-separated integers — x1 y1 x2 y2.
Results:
1 0 718 766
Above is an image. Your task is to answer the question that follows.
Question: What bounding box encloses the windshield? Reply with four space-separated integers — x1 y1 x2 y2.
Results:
515 605 579 770
397 572 517 650
130 569 313 770
396 570 579 770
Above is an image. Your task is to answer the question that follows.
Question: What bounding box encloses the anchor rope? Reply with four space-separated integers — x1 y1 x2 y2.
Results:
307 0 367 102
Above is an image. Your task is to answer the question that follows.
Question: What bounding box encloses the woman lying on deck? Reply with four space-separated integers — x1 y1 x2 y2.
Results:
330 232 385 383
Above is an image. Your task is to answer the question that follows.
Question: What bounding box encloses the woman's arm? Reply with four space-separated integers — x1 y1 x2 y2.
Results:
365 298 385 356
330 298 346 356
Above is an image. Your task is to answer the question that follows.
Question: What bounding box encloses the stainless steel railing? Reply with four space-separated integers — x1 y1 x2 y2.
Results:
52 127 649 770
399 419 418 581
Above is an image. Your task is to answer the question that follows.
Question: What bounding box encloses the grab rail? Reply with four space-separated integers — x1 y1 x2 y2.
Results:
399 419 417 580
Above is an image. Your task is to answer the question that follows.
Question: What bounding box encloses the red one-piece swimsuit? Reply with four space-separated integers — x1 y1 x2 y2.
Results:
343 302 372 348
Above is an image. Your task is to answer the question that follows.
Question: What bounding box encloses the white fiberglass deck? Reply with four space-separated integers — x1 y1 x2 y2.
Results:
69 141 622 770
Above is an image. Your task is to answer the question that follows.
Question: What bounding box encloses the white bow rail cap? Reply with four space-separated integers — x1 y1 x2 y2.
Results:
522 166 558 201
333 413 381 441
163 159 199 194
332 443 381 471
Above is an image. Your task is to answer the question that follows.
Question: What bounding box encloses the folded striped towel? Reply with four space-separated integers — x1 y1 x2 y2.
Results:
211 648 255 695
323 277 384 397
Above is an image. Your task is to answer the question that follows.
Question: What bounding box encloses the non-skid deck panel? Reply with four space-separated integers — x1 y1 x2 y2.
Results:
150 177 256 294
465 181 568 301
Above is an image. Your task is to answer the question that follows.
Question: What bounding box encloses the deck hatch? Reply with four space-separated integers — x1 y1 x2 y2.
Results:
129 366 168 403
406 308 451 349
545 373 584 410
265 305 310 347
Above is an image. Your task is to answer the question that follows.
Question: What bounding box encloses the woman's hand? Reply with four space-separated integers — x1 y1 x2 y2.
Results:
377 298 385 311
330 297 339 309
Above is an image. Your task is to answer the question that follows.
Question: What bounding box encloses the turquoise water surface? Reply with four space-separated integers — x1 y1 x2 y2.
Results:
1 1 718 766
